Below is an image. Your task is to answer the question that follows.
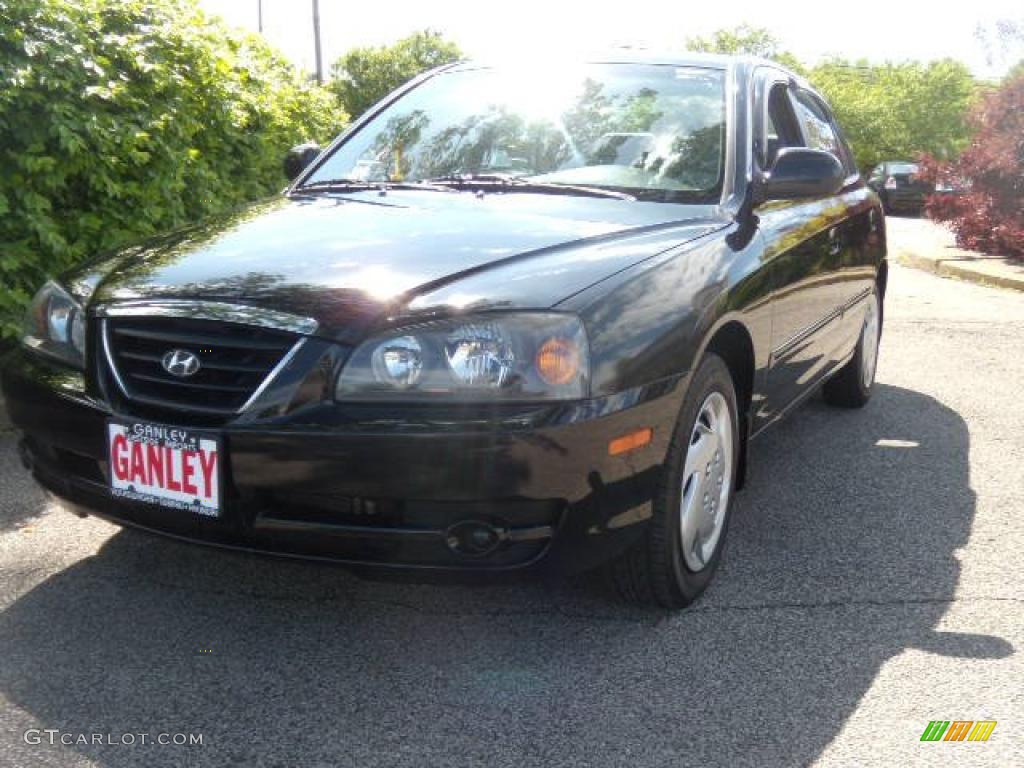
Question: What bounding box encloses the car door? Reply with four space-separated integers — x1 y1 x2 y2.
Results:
755 72 849 420
792 87 881 362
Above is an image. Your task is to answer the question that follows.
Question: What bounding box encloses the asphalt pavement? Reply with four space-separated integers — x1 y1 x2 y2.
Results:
1 262 1021 767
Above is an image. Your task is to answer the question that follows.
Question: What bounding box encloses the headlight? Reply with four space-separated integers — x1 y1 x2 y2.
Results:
21 281 87 369
336 313 589 401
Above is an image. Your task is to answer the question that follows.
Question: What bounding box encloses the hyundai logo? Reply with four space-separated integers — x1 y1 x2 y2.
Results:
161 349 201 378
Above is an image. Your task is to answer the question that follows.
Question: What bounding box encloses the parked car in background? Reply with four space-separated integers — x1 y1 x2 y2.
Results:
866 161 932 215
2 53 887 609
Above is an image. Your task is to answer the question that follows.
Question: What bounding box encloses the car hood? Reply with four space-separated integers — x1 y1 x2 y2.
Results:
84 191 726 341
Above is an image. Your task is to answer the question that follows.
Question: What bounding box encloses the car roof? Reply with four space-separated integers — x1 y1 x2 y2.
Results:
443 51 816 106
452 50 796 75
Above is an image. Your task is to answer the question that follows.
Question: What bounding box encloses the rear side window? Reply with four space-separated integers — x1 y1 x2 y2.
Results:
793 90 840 155
793 88 856 175
761 82 803 170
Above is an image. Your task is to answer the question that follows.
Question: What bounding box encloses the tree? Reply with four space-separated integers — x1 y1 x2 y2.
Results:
329 30 462 120
810 59 977 172
685 25 804 72
0 0 348 338
683 27 977 174
918 73 1024 260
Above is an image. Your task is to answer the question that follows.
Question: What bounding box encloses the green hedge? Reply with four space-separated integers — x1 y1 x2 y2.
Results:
0 0 348 338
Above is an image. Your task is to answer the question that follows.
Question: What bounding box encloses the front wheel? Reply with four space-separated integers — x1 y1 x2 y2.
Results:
608 353 739 609
823 288 881 408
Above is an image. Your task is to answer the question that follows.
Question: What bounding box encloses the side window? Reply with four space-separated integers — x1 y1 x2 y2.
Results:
793 89 845 161
762 82 803 170
834 131 858 177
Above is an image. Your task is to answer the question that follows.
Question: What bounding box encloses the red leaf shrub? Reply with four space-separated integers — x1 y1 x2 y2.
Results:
918 75 1024 260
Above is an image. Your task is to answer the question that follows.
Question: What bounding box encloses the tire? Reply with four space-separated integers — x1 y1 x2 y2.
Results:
823 287 881 408
607 353 739 609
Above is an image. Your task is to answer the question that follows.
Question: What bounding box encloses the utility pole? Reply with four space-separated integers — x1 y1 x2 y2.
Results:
312 0 323 84
257 0 262 34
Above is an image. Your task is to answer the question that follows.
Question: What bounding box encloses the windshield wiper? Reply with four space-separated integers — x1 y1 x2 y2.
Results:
295 179 455 194
425 173 635 201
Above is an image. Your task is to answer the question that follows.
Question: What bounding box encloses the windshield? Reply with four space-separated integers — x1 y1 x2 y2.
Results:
302 64 727 203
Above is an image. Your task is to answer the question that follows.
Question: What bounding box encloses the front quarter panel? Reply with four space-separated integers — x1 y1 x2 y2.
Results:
562 224 770 398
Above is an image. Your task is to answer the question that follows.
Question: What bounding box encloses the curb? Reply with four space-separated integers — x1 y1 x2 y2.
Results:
892 249 1024 292
886 218 1024 293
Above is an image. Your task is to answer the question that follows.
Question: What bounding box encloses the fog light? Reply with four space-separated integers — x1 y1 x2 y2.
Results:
446 520 506 557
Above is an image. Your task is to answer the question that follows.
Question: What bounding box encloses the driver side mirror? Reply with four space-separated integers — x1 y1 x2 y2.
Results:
761 148 845 202
284 142 321 181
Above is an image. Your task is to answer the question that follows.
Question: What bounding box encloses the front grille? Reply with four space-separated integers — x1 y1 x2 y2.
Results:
104 316 298 417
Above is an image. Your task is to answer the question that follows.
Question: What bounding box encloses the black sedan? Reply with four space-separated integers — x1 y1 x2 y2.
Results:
866 160 932 214
2 54 886 608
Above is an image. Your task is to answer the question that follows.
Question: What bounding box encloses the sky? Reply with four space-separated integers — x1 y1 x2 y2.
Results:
200 0 1022 80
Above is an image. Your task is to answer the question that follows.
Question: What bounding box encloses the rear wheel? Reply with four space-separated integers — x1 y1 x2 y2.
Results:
608 354 738 609
823 288 881 408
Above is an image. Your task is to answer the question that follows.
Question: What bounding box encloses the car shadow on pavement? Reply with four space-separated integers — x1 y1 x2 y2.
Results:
0 384 1012 767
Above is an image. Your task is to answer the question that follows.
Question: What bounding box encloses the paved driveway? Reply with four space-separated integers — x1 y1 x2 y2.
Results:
1 263 1021 767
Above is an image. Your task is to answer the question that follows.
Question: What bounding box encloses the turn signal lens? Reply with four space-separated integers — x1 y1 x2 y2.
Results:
609 428 653 456
535 337 580 386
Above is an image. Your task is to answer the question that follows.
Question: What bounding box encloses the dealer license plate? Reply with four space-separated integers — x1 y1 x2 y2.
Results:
107 419 222 517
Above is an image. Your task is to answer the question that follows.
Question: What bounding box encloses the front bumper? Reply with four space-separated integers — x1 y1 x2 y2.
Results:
2 348 684 579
